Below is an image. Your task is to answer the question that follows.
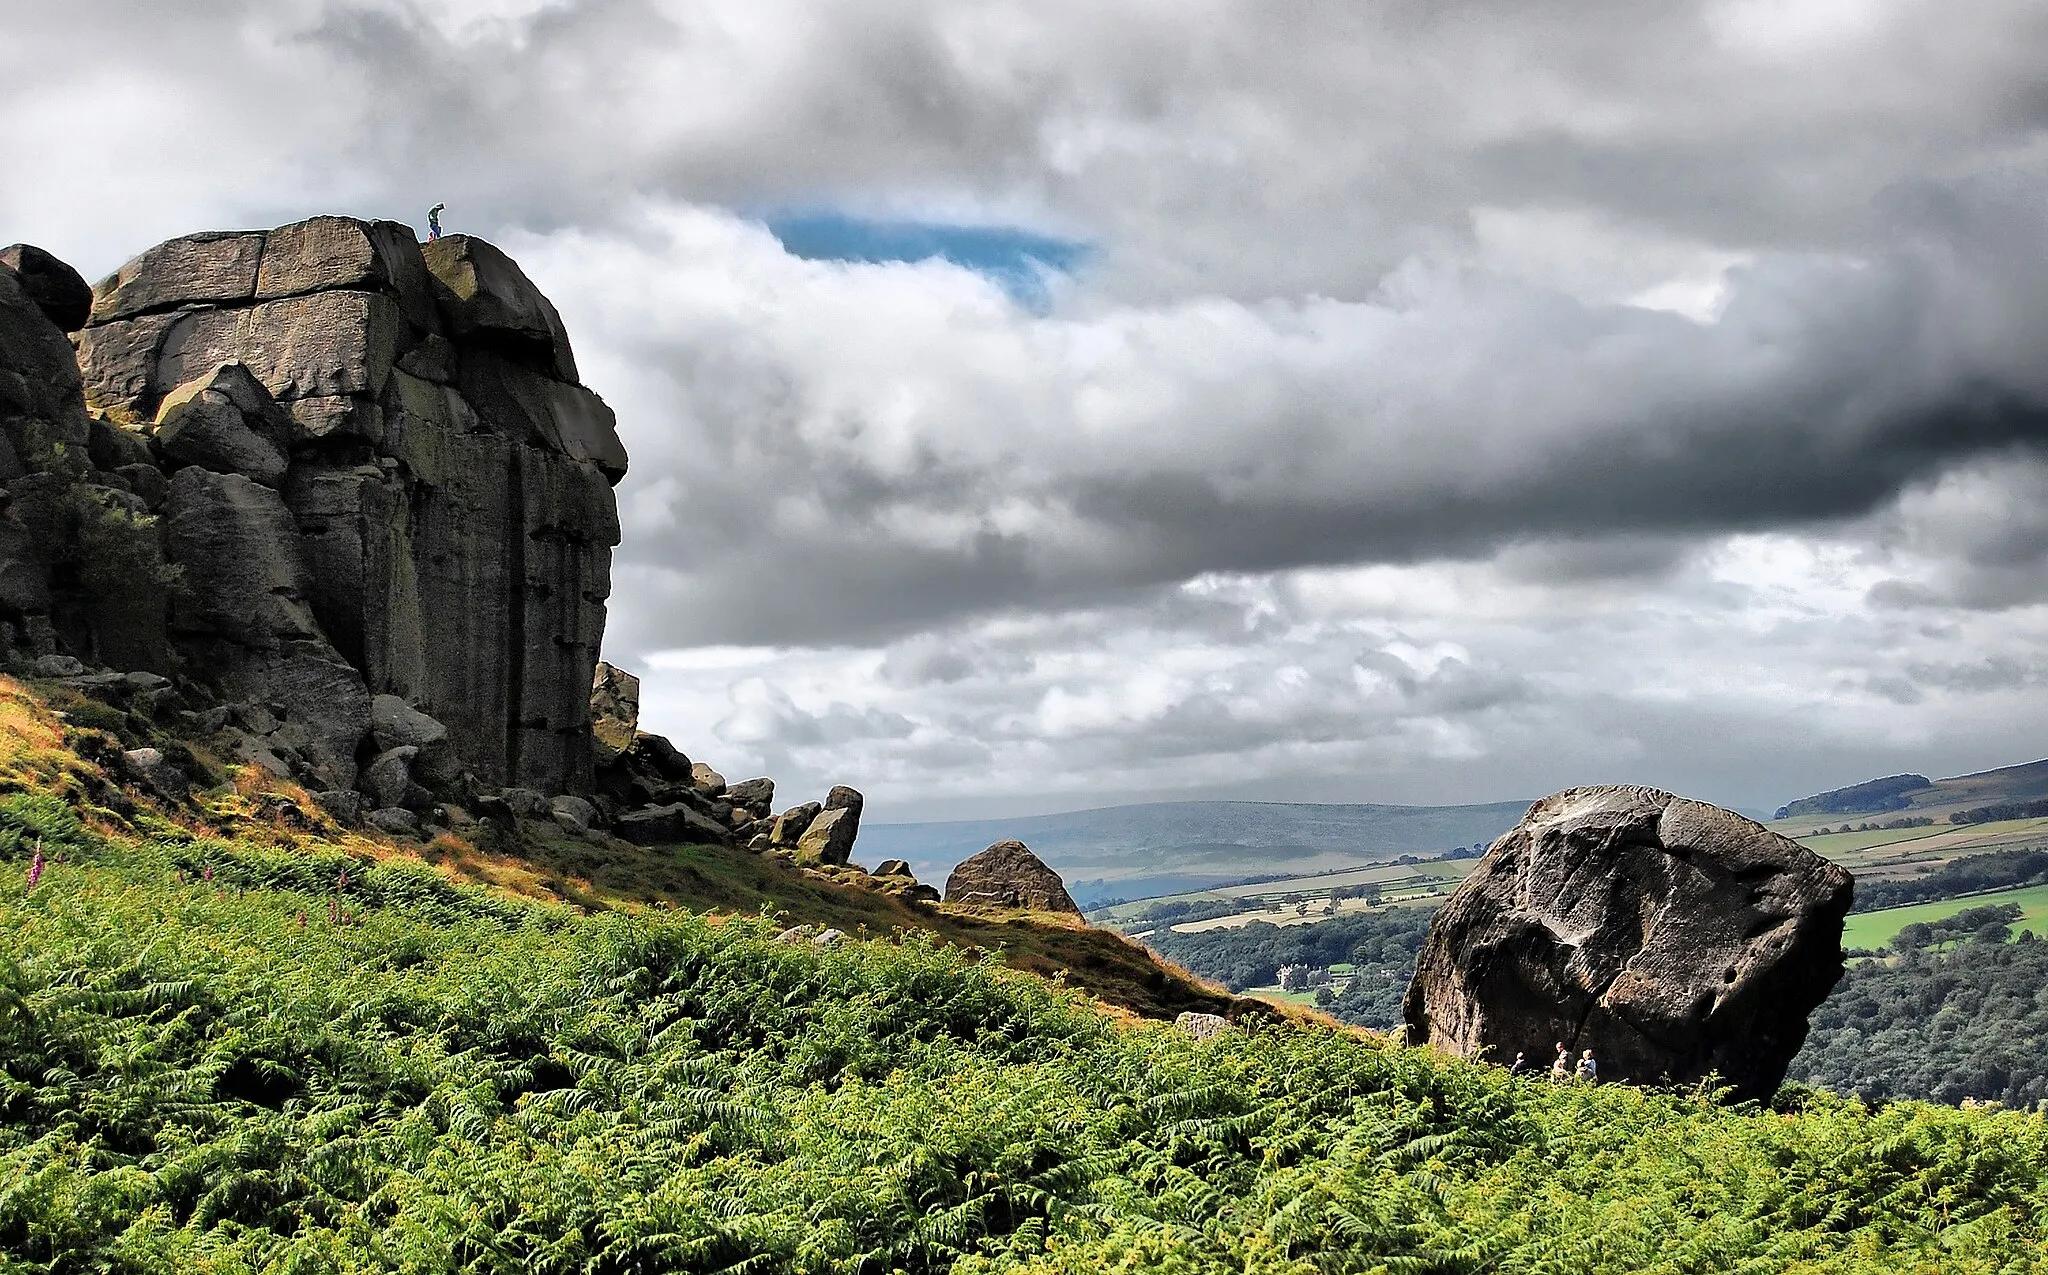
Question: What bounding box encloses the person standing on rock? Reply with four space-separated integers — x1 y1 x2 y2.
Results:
427 203 446 241
1575 1049 1598 1083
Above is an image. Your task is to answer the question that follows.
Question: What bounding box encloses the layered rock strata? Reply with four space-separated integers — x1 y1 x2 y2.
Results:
0 217 626 799
1402 785 1854 1101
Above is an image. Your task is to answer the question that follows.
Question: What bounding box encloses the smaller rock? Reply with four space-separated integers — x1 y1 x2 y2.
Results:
873 859 914 879
120 746 188 802
747 833 771 853
313 789 364 824
690 762 726 796
590 662 640 765
0 244 93 331
153 365 292 488
905 884 941 905
812 928 846 949
122 671 171 692
724 776 775 817
550 794 598 835
795 806 859 866
366 807 421 836
34 654 85 678
626 732 691 782
613 802 732 847
824 785 864 817
369 695 457 783
943 840 1082 916
775 926 810 944
361 746 420 811
1174 1012 1230 1042
499 787 550 819
770 802 822 846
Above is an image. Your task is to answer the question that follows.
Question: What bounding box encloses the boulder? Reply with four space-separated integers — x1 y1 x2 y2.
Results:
1174 1012 1230 1041
943 840 1082 915
0 245 93 332
724 776 774 817
690 762 726 796
589 661 639 764
769 801 822 846
550 794 598 834
614 801 732 847
366 806 420 836
627 731 691 782
795 807 859 866
153 364 292 487
369 694 457 782
421 235 579 382
873 859 914 879
1401 785 1854 1102
361 746 423 811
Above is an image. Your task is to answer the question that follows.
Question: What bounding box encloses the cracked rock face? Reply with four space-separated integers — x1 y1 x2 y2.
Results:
61 215 626 794
1402 785 1853 1101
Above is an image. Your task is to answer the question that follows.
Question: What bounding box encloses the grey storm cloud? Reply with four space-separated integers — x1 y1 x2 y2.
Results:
573 172 2048 652
11 0 2048 817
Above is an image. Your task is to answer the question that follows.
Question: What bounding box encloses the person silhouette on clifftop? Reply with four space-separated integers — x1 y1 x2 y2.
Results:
427 203 446 241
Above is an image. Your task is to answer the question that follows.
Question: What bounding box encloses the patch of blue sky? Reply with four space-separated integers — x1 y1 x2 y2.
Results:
764 210 1090 310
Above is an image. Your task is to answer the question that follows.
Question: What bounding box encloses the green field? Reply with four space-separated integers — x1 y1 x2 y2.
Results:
1840 882 2048 952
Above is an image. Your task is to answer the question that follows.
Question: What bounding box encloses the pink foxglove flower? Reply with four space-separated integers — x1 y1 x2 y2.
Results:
25 844 44 891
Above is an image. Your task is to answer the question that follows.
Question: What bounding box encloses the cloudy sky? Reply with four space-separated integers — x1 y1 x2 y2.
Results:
9 0 2048 820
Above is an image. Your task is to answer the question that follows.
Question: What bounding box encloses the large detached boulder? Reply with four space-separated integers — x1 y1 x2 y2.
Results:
944 840 1082 916
1402 785 1853 1102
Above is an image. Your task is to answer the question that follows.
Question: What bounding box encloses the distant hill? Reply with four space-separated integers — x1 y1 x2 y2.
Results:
857 799 1532 905
1776 773 1933 820
1774 757 2048 830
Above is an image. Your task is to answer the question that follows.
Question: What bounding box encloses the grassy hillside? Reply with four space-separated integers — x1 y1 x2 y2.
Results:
1772 758 2048 833
10 787 2048 1270
861 799 1529 902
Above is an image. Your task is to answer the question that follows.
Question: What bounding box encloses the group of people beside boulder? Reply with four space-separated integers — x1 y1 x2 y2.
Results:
1506 1044 1598 1083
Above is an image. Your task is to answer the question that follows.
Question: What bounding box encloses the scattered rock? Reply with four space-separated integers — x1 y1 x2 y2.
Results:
613 802 731 847
550 794 598 835
361 746 422 811
119 746 188 801
627 731 691 781
812 928 846 949
775 926 809 944
369 694 457 782
873 859 914 878
365 806 420 836
943 840 1082 916
904 884 941 905
313 789 364 824
0 244 93 332
795 806 859 867
499 787 551 819
1401 785 1855 1102
33 654 85 677
724 776 774 817
1175 1012 1230 1041
589 662 639 764
690 762 726 796
769 802 822 847
153 363 292 488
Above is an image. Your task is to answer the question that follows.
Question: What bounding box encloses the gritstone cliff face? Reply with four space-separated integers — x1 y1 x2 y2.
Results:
0 216 624 798
1402 785 1853 1101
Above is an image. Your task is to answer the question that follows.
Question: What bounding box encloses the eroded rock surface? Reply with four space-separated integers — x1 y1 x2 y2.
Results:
0 217 626 803
1402 785 1853 1101
944 840 1082 915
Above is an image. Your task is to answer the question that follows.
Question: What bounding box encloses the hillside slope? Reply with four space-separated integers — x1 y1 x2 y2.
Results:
1775 756 2048 828
6 692 2047 1271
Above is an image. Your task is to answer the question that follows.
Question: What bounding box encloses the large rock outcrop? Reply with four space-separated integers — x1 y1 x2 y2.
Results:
944 840 1082 915
0 217 626 799
1402 785 1853 1101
